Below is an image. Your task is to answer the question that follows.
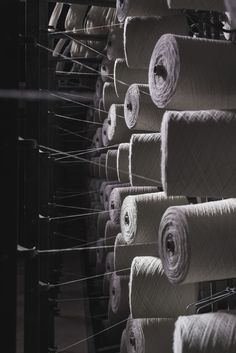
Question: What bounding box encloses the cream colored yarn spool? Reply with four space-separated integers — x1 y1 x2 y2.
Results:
103 252 115 295
101 58 114 83
102 118 109 147
126 317 175 353
99 99 107 123
149 34 236 110
110 273 130 320
97 212 110 239
116 0 172 23
49 3 64 29
129 134 162 187
99 153 107 179
161 110 236 198
94 127 103 149
106 150 119 181
225 0 236 27
114 59 148 99
104 183 129 210
167 0 226 12
109 186 158 224
120 329 128 353
105 220 121 247
103 82 123 112
124 16 188 69
121 192 187 244
107 25 125 61
107 104 133 145
124 84 164 132
117 143 130 183
173 312 236 353
130 256 198 318
65 4 88 30
106 252 115 273
100 181 118 204
96 238 106 273
96 77 104 99
114 233 158 275
159 198 236 284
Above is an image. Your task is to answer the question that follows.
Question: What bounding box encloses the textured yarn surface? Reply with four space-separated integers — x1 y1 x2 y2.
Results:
159 198 236 284
130 256 198 318
149 34 236 110
161 110 236 197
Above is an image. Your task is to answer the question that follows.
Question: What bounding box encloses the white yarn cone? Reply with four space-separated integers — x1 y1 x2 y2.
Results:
94 127 103 149
126 317 175 353
114 59 148 99
65 4 88 30
167 0 226 12
129 134 162 187
97 211 110 239
161 110 236 198
149 34 236 110
102 118 109 147
121 192 187 244
103 251 115 295
109 186 158 224
107 104 133 145
173 312 236 353
105 220 121 247
159 198 236 284
96 238 106 273
107 25 125 61
49 3 64 29
114 233 158 275
130 256 198 318
117 143 130 183
110 273 130 320
124 84 164 132
124 15 188 69
116 0 173 23
225 0 236 27
101 58 114 83
106 150 119 181
99 153 107 179
99 99 107 123
121 329 128 353
104 183 130 210
103 82 123 112
100 181 118 204
96 77 104 99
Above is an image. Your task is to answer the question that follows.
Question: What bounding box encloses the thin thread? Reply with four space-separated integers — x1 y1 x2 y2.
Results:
55 296 109 303
50 203 102 212
57 319 127 353
41 144 160 184
48 209 118 222
49 268 130 288
53 231 87 243
55 126 94 141
54 113 103 126
54 191 97 199
37 42 150 98
39 243 149 255
55 144 118 161
52 23 122 35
